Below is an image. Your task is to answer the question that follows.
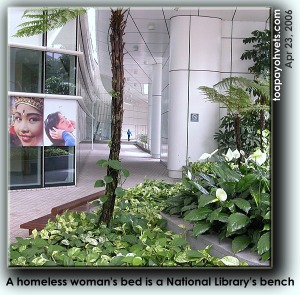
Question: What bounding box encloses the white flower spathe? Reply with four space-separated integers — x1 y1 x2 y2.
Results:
232 149 240 159
224 148 240 161
198 149 218 161
216 188 227 201
249 149 267 166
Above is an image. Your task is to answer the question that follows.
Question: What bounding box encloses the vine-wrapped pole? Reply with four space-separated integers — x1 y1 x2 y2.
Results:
99 9 127 225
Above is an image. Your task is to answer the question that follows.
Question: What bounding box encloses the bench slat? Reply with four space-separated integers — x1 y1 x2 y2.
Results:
19 190 104 235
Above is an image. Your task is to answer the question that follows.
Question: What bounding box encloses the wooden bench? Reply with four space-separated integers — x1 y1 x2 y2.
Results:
20 190 104 235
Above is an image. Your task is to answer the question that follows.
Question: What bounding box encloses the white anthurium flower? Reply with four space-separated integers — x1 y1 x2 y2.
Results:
198 149 218 161
249 149 267 166
232 149 240 159
240 150 245 157
224 148 233 161
199 153 211 160
216 188 227 202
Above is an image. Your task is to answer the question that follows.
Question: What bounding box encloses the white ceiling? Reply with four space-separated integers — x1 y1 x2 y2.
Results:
95 7 270 106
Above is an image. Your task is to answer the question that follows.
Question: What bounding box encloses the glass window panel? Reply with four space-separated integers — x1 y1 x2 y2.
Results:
8 7 43 46
45 52 76 95
47 19 77 51
9 147 42 189
9 47 43 93
44 146 75 186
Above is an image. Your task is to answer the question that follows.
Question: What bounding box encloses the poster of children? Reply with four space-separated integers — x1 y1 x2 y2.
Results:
43 99 77 146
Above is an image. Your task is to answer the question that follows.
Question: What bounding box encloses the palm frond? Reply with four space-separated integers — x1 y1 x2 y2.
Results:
214 76 270 100
13 8 87 37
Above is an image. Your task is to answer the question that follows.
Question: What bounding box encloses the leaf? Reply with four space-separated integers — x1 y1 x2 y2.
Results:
257 232 270 255
171 237 188 247
67 247 81 258
99 195 108 204
264 211 271 220
226 213 250 236
122 169 130 178
219 256 240 266
86 253 100 263
31 238 48 247
232 198 251 214
104 175 113 183
115 187 126 197
198 194 217 208
186 250 205 259
250 186 260 207
184 208 212 222
261 250 271 262
132 257 143 266
193 221 211 236
236 174 257 192
232 235 251 253
108 160 122 170
94 179 105 187
96 159 108 167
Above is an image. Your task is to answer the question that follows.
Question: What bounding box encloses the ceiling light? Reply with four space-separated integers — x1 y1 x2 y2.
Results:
148 23 155 30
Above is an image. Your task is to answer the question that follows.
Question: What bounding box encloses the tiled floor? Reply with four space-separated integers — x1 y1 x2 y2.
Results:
8 142 178 243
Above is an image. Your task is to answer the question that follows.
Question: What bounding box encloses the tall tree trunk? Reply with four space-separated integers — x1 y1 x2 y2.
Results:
259 94 266 150
233 114 242 165
99 9 127 225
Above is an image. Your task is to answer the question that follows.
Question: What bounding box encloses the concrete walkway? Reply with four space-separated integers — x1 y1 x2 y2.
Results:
8 142 178 243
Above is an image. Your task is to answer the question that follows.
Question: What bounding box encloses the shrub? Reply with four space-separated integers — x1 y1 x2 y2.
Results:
9 180 246 267
163 148 270 262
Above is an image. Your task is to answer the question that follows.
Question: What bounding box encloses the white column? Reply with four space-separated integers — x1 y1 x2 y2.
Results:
168 16 190 178
168 15 221 178
147 83 152 151
151 63 162 159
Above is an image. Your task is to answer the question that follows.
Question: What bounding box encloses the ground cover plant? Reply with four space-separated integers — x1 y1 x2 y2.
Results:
9 180 247 267
163 135 270 262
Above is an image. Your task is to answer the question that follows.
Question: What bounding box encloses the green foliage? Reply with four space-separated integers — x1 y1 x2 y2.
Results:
240 29 271 79
163 149 270 261
44 147 72 157
138 135 148 144
199 77 269 115
9 180 246 267
199 77 270 154
95 159 129 197
214 114 269 156
13 8 86 37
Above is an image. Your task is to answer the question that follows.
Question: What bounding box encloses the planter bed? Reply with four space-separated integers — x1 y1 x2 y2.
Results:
161 212 270 267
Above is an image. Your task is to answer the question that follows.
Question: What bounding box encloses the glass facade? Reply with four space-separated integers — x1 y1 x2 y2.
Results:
9 147 42 189
9 47 43 93
9 47 78 190
47 18 77 51
45 52 76 95
44 147 75 186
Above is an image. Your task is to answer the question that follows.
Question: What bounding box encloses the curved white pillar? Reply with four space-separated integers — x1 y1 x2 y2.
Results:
151 63 162 158
147 85 152 151
168 16 221 178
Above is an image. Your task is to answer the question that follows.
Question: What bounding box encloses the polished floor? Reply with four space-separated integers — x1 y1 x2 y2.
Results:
8 142 178 243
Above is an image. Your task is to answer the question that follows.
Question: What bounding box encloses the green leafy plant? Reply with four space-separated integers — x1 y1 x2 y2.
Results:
13 8 87 37
44 147 73 157
164 148 270 261
241 29 271 79
9 180 247 267
199 77 269 153
94 159 130 212
214 113 269 156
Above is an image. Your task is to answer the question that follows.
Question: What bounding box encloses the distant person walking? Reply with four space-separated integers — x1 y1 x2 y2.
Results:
127 129 132 141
